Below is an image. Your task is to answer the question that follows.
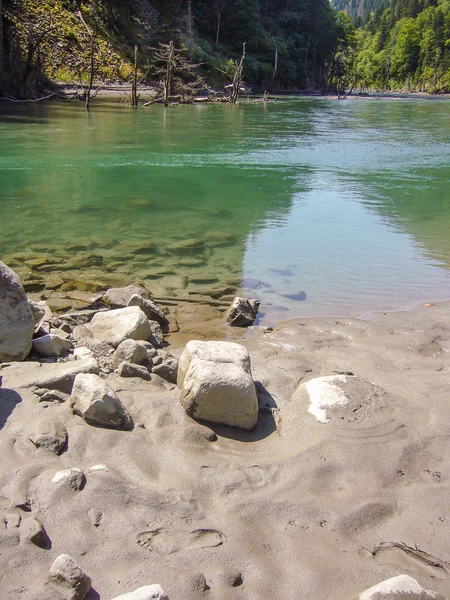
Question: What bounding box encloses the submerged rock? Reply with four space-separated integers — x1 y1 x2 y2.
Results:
225 296 260 327
71 373 133 430
0 261 34 362
178 340 258 430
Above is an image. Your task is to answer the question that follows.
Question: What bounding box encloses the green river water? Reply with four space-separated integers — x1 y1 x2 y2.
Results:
1 97 450 323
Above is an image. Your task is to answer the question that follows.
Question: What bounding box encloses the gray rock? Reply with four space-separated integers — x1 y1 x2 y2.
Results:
112 339 153 369
118 361 151 381
152 352 178 383
358 575 445 599
110 584 169 600
21 517 49 548
0 356 99 393
29 419 67 454
178 340 258 430
102 284 149 308
28 299 46 327
50 327 70 340
225 296 260 327
52 468 86 491
36 390 68 403
32 334 73 357
72 325 93 343
148 320 164 348
87 306 151 347
71 373 133 430
127 294 169 329
47 554 91 600
0 261 34 362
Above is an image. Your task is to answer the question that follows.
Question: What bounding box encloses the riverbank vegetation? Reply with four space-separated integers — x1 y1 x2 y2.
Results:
0 0 338 99
332 0 450 94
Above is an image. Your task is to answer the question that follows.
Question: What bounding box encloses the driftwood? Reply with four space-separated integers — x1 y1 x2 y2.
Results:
152 296 230 309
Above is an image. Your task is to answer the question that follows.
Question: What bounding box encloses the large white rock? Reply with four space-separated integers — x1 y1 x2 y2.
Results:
178 340 258 430
47 554 91 600
359 574 444 599
110 584 169 600
87 306 151 347
71 373 133 430
0 261 34 362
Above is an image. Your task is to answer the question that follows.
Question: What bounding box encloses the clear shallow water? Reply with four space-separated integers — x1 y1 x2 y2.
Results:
1 98 450 322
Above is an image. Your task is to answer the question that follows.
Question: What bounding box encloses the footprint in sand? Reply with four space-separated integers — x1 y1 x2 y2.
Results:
137 528 226 554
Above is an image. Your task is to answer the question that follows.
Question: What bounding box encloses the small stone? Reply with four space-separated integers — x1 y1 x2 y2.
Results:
102 284 149 308
71 373 133 430
118 361 151 380
89 464 108 472
21 516 49 548
47 554 91 600
226 297 260 327
28 299 46 327
148 321 164 347
52 468 86 491
112 339 152 369
73 347 95 361
127 294 169 329
110 584 169 600
87 508 102 527
32 334 73 357
29 420 67 454
151 353 178 383
36 390 68 403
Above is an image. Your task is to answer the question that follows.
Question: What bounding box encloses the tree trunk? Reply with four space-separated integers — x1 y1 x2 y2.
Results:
0 0 4 79
131 44 138 106
230 42 245 104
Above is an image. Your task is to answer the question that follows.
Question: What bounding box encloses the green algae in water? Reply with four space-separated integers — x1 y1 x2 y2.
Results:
1 98 450 319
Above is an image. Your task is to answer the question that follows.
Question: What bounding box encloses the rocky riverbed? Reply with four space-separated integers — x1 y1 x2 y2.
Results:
0 260 449 599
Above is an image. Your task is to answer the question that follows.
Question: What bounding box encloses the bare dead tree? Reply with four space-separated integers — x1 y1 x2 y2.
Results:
213 0 228 47
76 10 97 110
229 42 245 103
272 36 278 81
150 41 205 105
131 44 139 106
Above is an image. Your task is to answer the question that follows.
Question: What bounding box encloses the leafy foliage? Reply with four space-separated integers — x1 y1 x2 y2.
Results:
1 0 342 95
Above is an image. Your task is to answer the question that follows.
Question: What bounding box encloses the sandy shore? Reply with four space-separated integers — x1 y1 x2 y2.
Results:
1 299 450 599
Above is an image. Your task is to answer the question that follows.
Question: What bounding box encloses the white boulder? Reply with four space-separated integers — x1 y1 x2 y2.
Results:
110 584 169 600
71 373 133 430
178 340 258 430
0 261 34 362
359 574 444 599
87 306 151 347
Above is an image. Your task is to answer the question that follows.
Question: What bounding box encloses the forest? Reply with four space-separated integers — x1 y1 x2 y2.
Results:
0 0 340 98
0 0 449 99
332 0 450 93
